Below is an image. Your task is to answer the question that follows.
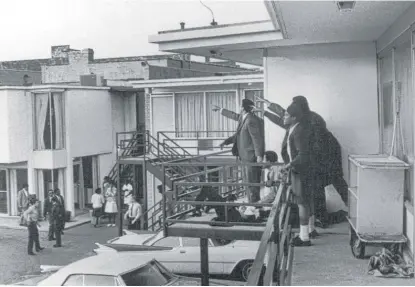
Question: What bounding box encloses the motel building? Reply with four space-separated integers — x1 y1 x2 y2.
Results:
145 1 415 264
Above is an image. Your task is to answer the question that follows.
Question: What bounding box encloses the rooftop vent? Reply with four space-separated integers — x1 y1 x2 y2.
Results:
336 1 355 12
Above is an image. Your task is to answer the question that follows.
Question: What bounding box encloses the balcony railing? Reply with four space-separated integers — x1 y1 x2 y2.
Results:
158 158 295 286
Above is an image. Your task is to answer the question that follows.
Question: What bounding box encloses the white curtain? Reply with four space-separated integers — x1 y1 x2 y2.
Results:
37 170 45 204
53 93 64 149
35 94 49 149
206 91 237 137
9 170 17 216
175 93 204 138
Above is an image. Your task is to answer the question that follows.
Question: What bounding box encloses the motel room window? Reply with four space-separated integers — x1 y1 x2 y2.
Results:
379 30 414 204
206 91 237 138
0 170 8 214
33 92 65 150
175 92 204 138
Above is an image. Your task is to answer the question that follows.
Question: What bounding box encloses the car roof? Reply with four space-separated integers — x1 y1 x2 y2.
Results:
55 253 164 277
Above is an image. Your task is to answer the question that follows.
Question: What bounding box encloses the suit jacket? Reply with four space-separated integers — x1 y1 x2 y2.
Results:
281 122 312 176
17 188 29 211
56 194 65 215
265 102 327 172
221 109 265 161
43 197 53 217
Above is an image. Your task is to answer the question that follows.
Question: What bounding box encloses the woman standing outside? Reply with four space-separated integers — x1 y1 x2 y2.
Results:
105 180 118 227
91 188 105 227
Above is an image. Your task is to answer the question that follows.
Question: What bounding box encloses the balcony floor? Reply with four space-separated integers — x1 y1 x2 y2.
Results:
292 222 415 286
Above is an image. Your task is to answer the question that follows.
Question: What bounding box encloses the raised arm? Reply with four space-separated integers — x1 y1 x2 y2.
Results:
211 104 240 122
255 97 285 118
264 111 286 129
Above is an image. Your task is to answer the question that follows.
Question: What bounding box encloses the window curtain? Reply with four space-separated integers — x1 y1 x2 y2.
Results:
9 170 17 216
53 93 64 149
206 91 237 137
244 90 264 118
35 94 49 149
175 93 204 138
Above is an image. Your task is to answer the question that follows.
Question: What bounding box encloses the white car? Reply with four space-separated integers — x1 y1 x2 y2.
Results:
36 254 231 286
94 230 261 281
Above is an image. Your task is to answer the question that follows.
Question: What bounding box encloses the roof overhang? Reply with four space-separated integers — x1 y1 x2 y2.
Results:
130 73 264 89
149 1 413 65
149 21 282 66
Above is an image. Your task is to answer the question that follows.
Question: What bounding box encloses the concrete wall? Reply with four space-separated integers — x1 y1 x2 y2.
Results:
42 61 150 83
265 42 380 180
0 70 41 86
0 91 9 162
67 89 113 157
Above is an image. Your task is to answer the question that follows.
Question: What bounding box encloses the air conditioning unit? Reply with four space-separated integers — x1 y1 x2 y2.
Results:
80 75 106 86
198 139 214 151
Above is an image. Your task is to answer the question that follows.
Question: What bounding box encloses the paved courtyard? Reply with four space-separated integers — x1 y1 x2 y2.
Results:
0 223 117 285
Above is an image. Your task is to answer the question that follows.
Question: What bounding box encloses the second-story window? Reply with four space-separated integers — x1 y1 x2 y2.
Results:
33 92 65 150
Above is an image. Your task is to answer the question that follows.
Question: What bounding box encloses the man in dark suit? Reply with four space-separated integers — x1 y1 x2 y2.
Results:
43 189 55 241
280 102 314 246
216 99 265 203
54 188 66 234
51 197 63 248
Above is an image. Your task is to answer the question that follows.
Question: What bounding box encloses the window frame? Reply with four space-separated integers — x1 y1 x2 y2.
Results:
32 90 66 151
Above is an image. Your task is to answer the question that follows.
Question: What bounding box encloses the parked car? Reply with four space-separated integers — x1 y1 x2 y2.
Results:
37 254 228 286
93 230 261 281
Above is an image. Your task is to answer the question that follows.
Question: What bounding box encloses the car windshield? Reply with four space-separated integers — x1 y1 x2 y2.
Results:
121 261 173 286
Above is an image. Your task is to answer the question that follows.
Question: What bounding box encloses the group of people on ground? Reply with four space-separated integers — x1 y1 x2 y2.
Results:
17 184 66 255
90 178 142 230
214 95 348 247
43 188 66 248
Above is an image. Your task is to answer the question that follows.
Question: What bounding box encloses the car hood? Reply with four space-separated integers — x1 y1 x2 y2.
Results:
108 233 156 245
168 277 227 286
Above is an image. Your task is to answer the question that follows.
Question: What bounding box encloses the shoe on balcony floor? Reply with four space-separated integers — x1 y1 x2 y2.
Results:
309 230 319 239
291 235 311 247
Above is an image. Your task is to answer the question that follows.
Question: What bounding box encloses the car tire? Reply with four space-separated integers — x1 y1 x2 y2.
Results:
233 260 264 283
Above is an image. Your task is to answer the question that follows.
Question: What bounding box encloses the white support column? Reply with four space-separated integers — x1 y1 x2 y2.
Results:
64 92 75 218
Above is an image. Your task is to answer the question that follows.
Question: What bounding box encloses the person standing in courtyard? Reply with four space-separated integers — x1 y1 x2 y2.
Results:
24 198 44 255
124 196 142 230
54 188 66 234
17 183 30 226
91 188 105 227
105 180 118 227
43 189 55 241
51 197 63 248
122 180 133 208
216 99 265 203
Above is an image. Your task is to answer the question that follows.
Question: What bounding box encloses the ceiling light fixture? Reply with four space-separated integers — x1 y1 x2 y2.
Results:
336 1 355 12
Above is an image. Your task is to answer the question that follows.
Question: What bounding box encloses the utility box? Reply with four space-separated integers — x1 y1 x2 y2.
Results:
348 154 409 236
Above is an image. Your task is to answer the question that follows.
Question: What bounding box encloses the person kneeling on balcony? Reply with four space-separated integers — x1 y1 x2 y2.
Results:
217 99 265 203
281 102 314 247
124 196 142 230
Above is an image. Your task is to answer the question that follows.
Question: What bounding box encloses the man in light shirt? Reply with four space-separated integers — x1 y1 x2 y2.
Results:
122 180 133 207
91 188 105 228
124 197 142 230
24 198 44 255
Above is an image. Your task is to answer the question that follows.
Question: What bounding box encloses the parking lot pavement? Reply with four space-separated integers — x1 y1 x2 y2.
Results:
0 223 117 284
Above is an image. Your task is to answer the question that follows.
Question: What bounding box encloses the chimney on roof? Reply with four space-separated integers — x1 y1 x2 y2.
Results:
205 57 210 63
180 22 185 30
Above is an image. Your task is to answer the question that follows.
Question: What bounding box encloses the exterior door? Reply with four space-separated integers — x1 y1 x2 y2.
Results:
0 169 8 214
